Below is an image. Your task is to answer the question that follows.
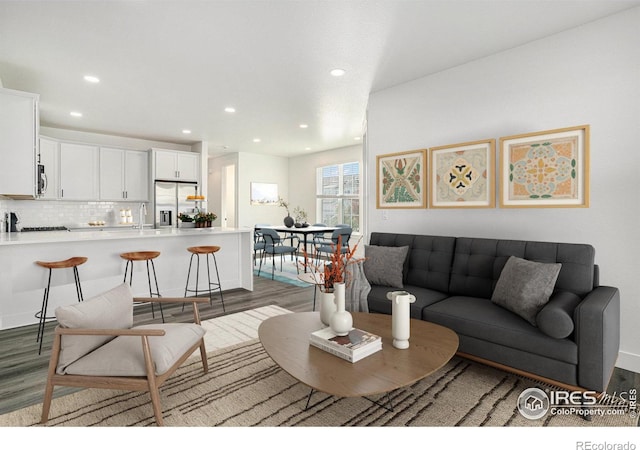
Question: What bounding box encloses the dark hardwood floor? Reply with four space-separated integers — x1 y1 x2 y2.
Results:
0 274 637 418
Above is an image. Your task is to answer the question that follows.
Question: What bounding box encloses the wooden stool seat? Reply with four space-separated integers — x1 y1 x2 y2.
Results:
119 251 161 261
35 256 87 354
36 257 88 270
187 246 221 255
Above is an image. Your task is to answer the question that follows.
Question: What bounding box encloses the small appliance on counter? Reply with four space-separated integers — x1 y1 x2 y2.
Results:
3 212 19 232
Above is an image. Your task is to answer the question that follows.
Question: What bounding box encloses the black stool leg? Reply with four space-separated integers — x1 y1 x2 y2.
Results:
36 268 53 355
73 266 84 302
211 252 225 312
182 253 196 312
147 259 164 323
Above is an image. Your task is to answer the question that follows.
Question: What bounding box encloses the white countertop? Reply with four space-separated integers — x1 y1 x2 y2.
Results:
0 226 252 246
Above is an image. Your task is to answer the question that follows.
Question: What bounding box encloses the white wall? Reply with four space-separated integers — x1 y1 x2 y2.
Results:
366 8 640 371
288 144 362 225
209 152 291 228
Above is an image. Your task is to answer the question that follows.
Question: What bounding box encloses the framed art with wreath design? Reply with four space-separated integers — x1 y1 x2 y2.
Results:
376 149 427 209
429 138 495 208
499 125 590 208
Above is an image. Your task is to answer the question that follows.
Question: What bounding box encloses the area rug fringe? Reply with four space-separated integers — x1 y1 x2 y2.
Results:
0 339 635 427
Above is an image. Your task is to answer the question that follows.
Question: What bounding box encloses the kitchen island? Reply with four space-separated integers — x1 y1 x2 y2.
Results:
0 227 253 330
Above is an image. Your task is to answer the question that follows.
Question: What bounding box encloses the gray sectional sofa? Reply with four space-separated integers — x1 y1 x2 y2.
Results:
365 232 620 392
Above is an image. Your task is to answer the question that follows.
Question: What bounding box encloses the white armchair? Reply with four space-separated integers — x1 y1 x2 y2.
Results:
40 283 209 426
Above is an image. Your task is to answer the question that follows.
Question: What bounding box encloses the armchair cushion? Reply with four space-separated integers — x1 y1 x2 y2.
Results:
55 283 134 374
63 323 206 376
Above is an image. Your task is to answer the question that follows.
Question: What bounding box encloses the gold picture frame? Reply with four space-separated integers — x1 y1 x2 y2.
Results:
499 125 590 208
376 149 427 209
429 139 495 208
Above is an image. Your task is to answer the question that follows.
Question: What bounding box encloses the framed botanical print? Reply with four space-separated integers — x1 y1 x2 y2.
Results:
429 139 495 208
376 149 427 209
499 125 590 208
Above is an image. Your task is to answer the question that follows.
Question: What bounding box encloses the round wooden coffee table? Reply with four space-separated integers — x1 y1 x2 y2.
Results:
258 312 459 400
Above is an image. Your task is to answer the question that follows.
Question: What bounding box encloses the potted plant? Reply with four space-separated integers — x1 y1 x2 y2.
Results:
194 210 217 228
278 197 294 227
178 213 195 228
293 206 309 227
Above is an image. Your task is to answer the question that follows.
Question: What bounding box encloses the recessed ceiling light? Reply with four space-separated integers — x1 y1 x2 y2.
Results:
83 75 100 83
70 111 83 117
330 68 346 77
305 147 311 151
253 138 261 143
299 124 308 129
224 107 236 113
354 136 361 141
182 129 191 134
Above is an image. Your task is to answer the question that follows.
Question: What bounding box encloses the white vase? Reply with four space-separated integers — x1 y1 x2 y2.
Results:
319 291 336 326
387 290 416 349
330 282 352 336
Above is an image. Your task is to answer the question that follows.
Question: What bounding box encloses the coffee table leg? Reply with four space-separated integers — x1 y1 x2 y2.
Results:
304 388 395 412
304 389 315 410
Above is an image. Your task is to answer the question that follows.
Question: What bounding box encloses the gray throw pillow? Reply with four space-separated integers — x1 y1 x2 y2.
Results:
363 245 409 288
491 256 562 326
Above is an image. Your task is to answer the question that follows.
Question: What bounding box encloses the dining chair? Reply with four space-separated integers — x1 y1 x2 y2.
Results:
312 223 332 252
253 226 267 266
258 228 300 280
316 227 352 264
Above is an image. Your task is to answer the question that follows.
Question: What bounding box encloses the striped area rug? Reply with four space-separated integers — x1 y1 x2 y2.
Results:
0 336 636 427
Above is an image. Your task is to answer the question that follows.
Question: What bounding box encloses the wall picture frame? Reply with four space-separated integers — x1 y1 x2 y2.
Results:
250 182 279 205
376 149 427 209
429 139 495 208
499 125 590 208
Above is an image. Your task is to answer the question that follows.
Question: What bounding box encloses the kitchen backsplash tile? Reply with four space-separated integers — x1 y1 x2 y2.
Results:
0 199 151 229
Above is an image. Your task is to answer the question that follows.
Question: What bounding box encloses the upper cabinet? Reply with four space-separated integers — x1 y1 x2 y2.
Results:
152 148 199 182
0 87 39 198
38 137 59 200
99 147 149 201
59 142 99 200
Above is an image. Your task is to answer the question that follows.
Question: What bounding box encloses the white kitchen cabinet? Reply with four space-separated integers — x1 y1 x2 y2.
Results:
153 149 199 182
60 142 99 200
0 87 39 198
38 137 59 200
99 148 149 201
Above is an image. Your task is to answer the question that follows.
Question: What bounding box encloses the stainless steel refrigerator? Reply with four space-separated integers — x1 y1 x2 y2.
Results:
154 181 199 228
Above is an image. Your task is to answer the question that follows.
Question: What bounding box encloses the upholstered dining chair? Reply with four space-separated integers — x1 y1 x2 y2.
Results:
311 223 331 252
40 283 209 427
254 225 267 265
258 228 300 279
316 227 352 264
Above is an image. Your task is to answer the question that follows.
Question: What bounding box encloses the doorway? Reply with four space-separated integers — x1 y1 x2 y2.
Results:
221 163 236 228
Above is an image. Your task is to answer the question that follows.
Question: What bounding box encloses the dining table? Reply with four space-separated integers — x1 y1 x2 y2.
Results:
255 224 337 271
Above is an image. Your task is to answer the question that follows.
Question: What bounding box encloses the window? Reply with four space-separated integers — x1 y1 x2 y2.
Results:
316 162 360 232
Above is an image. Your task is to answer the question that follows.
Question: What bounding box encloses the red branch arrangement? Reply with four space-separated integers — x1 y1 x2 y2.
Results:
298 235 364 291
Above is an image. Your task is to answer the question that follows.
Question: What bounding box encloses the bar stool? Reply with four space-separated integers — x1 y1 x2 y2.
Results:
120 251 164 322
35 256 87 354
184 246 225 312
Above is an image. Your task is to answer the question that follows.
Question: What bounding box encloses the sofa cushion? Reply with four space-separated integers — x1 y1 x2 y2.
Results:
368 284 448 319
423 296 577 364
491 256 561 326
536 291 583 339
363 245 409 288
63 323 206 376
55 283 134 374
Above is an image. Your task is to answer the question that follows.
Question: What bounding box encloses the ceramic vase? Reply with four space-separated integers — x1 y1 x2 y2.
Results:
387 290 416 349
319 290 336 326
283 215 294 228
330 282 352 336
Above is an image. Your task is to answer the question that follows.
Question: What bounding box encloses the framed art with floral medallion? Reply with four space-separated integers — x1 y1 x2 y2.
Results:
376 149 427 209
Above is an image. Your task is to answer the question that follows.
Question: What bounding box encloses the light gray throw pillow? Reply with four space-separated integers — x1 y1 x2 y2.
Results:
491 256 562 326
55 283 134 374
363 245 409 288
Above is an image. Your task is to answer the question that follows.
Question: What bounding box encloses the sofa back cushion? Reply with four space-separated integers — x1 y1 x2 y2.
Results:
449 237 595 299
368 232 456 292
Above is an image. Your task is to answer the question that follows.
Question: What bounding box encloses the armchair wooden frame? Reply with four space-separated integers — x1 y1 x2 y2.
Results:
41 296 210 427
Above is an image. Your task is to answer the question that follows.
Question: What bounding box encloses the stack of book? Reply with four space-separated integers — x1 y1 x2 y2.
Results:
309 327 382 363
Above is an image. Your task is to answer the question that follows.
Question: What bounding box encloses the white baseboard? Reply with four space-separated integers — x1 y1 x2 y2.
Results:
616 350 640 374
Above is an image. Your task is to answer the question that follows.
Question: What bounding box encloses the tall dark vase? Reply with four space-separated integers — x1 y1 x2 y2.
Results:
283 215 294 228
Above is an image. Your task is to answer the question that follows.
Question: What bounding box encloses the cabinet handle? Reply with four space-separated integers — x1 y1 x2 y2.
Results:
61 189 64 198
